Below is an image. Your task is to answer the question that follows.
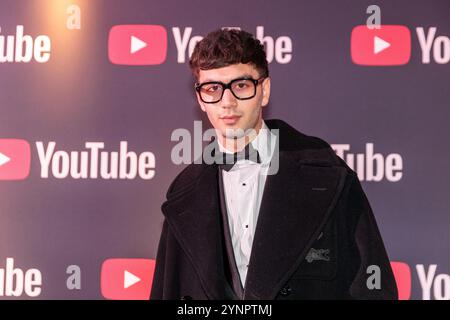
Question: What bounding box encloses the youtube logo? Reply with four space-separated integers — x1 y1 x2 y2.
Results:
390 261 412 300
108 25 167 65
351 25 411 66
0 139 31 180
101 258 155 300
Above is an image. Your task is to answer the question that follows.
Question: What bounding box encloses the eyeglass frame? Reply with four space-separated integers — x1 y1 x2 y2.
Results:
194 76 266 104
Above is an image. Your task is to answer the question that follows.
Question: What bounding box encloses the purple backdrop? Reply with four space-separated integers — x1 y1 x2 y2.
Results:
0 0 449 300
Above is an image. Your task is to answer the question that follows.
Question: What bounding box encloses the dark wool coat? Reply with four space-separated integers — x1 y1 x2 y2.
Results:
150 119 398 300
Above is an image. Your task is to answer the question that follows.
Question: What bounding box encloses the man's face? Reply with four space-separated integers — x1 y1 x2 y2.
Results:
196 63 271 148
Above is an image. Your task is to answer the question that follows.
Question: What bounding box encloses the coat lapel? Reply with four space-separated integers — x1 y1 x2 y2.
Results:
161 164 236 299
243 151 347 299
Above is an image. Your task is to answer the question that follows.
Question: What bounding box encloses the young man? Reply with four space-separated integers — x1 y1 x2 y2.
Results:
151 29 398 300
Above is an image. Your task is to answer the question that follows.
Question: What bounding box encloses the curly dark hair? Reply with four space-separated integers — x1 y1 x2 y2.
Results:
189 28 269 80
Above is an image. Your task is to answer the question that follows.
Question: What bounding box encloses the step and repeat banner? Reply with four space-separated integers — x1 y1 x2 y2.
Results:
0 0 449 300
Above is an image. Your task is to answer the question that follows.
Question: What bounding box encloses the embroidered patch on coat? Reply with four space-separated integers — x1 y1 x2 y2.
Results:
305 248 330 263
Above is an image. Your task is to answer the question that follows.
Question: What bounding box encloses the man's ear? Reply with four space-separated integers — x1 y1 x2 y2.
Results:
261 77 271 107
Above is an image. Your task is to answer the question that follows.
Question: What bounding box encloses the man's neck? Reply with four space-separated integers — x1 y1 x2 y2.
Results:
218 119 263 153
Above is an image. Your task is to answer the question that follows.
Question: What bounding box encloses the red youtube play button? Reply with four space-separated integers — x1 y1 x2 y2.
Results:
108 25 167 65
0 139 31 180
101 258 155 300
390 261 412 300
351 25 411 66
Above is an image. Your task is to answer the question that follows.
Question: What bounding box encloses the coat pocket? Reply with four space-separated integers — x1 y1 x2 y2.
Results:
291 217 338 280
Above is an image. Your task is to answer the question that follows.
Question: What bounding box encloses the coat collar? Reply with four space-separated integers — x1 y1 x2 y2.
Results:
161 119 347 299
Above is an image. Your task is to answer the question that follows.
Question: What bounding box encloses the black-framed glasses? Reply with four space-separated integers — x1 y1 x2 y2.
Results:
195 77 266 104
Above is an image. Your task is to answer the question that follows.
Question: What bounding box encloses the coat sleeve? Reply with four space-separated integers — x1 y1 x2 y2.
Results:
346 173 398 300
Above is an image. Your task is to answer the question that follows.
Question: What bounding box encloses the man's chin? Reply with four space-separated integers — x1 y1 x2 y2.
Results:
222 127 247 139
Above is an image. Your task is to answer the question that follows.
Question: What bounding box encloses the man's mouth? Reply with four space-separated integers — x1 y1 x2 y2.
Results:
220 115 241 124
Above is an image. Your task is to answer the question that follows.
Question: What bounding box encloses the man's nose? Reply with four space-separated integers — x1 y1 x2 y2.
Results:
220 88 238 107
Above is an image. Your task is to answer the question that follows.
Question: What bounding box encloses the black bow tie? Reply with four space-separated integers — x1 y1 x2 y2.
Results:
216 142 261 172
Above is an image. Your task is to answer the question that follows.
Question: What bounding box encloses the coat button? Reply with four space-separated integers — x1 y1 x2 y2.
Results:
279 286 292 297
180 295 193 300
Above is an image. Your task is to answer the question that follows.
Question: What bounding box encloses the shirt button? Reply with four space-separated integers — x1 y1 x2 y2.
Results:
242 183 246 186
245 225 249 228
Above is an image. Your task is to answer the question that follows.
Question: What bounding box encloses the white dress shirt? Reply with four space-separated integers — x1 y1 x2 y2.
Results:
217 120 277 287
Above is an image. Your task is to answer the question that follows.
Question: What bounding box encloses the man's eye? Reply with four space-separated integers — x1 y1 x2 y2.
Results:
234 82 249 89
205 85 220 92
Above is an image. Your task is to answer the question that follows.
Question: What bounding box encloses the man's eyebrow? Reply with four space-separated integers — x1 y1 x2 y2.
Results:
200 74 254 83
200 78 218 83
